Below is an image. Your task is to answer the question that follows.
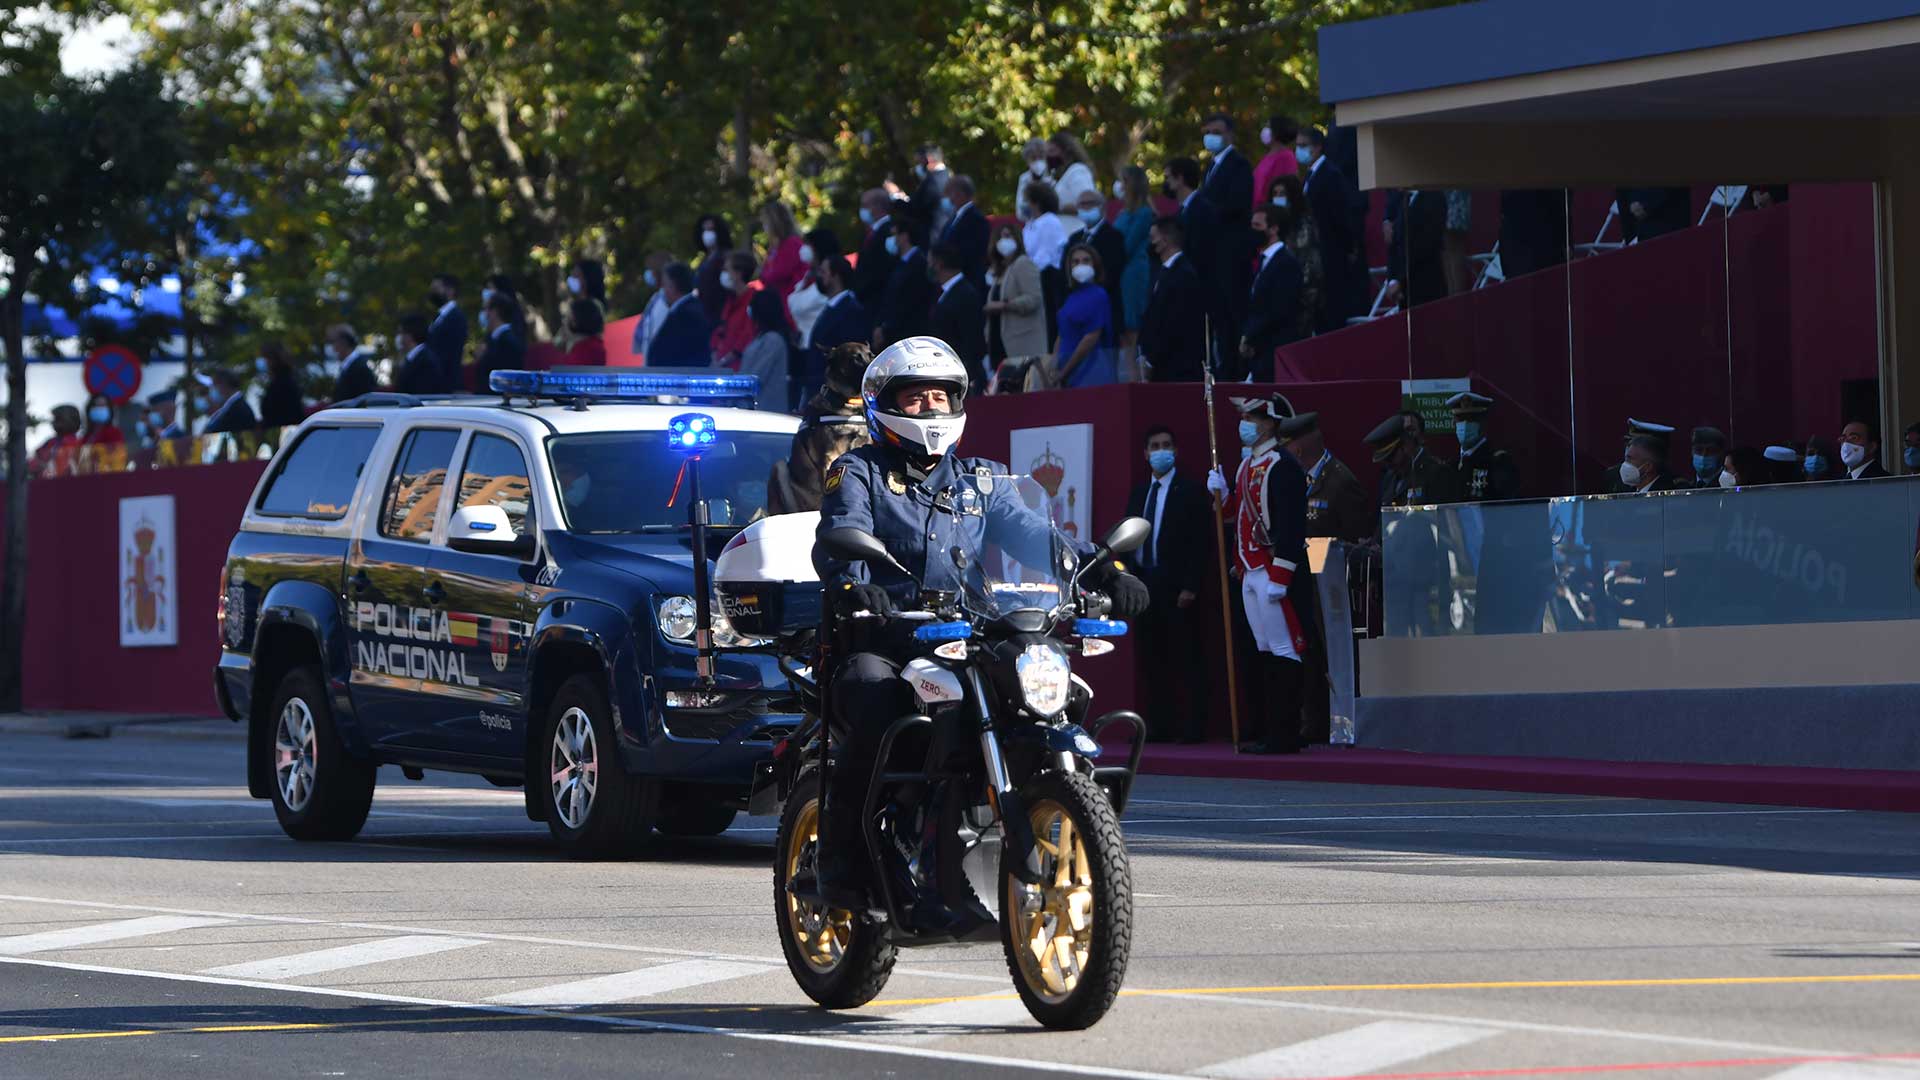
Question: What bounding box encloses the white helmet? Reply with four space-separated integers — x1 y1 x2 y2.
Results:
863 336 969 461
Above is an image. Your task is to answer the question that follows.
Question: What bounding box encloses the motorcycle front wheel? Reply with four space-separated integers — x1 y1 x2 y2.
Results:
998 769 1133 1030
774 769 896 1009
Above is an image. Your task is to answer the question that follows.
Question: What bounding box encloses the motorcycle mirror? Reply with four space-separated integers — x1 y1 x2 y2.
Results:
1100 516 1152 556
820 526 910 577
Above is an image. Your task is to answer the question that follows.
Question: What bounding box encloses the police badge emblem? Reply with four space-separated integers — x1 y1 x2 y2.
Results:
885 471 908 495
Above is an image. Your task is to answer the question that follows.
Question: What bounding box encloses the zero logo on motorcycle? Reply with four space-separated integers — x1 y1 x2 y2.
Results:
903 658 963 704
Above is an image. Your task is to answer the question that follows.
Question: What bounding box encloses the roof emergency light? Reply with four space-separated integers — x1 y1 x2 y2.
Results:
668 412 719 453
488 369 760 404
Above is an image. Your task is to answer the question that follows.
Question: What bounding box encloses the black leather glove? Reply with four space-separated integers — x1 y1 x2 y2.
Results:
1101 571 1150 620
834 581 895 618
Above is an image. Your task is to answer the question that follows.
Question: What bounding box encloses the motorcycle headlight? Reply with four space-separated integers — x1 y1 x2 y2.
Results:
1014 643 1071 716
657 596 696 643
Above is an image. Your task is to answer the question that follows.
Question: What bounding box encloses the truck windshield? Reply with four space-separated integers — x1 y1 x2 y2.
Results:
549 431 789 533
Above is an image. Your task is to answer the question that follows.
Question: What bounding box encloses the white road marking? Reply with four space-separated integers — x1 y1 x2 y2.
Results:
1194 1019 1499 1078
0 955 1194 1080
0 915 231 956
851 996 1039 1044
201 934 487 979
1760 1065 1920 1080
485 959 772 1005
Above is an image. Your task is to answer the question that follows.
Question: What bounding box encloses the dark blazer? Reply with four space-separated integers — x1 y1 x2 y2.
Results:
1139 253 1208 382
1175 192 1223 290
940 204 990 293
1386 189 1448 307
1304 158 1366 325
1199 147 1253 230
426 305 468 391
1240 245 1304 367
1853 460 1891 480
333 354 377 403
880 247 933 345
1127 469 1210 598
696 250 730 324
202 394 258 435
1067 220 1129 333
851 218 896 308
1305 453 1372 542
395 344 442 396
911 167 951 236
258 373 305 429
1201 147 1256 331
928 276 987 379
476 325 526 390
647 297 715 368
1618 187 1691 242
808 293 873 373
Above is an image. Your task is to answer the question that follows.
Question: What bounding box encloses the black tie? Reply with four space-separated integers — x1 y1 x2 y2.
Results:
1144 480 1162 566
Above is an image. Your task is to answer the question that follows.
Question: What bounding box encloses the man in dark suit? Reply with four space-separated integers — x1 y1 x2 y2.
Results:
876 217 933 347
910 144 952 239
1127 424 1212 743
1238 202 1304 381
1139 216 1209 382
642 263 714 368
1840 419 1891 479
1165 156 1230 373
1200 113 1256 359
1618 187 1692 243
936 174 989 293
804 256 873 406
475 291 526 390
393 312 442 396
1498 190 1568 278
425 273 467 392
1295 127 1367 331
851 188 899 309
327 324 377 402
200 368 259 434
1066 188 1128 338
926 243 987 384
1384 189 1448 307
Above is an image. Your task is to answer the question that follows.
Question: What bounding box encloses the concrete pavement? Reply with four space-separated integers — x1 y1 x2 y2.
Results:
2 725 1918 1079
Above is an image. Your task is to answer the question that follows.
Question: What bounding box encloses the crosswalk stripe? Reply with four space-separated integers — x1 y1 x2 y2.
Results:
1759 1065 1920 1080
199 935 487 979
0 916 232 956
484 959 770 1005
1194 1019 1499 1079
855 996 1038 1044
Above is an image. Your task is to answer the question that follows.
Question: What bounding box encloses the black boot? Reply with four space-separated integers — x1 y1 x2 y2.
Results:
1241 656 1305 754
792 773 874 911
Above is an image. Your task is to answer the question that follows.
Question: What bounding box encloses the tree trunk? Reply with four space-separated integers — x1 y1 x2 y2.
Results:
0 283 31 711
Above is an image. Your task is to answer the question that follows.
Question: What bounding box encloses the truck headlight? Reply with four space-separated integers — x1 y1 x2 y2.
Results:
657 596 696 643
1014 643 1071 716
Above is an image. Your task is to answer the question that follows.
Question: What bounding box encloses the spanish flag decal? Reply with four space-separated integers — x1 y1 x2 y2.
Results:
449 612 480 647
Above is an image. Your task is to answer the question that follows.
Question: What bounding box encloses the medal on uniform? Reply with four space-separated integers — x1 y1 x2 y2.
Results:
885 471 908 495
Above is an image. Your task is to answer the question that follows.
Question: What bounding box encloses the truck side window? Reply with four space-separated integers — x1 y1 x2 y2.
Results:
455 434 534 540
379 428 462 543
257 425 382 519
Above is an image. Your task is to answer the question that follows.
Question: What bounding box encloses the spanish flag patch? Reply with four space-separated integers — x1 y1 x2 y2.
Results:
449 612 480 646
824 467 844 493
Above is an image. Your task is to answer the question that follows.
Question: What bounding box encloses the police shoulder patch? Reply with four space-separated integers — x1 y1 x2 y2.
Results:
823 467 844 493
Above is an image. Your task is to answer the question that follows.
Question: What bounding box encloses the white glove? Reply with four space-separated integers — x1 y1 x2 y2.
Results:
1263 579 1289 603
1206 467 1229 501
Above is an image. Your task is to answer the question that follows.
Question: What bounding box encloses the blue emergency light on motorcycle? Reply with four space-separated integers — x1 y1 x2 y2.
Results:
1074 618 1128 638
668 412 718 452
488 369 760 403
912 621 973 643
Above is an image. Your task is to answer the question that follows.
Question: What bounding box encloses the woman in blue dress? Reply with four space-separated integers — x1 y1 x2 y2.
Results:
1055 243 1115 388
1110 165 1154 381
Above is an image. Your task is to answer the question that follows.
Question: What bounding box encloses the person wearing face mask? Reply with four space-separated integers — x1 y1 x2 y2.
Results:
1206 393 1311 754
326 324 378 403
1688 427 1729 488
30 404 85 477
1802 435 1840 483
630 251 675 361
1238 202 1304 382
691 213 735 324
1270 173 1326 337
1443 392 1518 502
787 228 841 355
1762 443 1803 484
907 143 952 238
1138 215 1208 383
851 189 899 308
1838 419 1889 480
1282 409 1368 740
1367 409 1454 509
199 367 259 435
925 243 988 388
1054 244 1115 387
801 256 872 408
1615 435 1676 494
1199 114 1256 348
424 273 467 392
1127 425 1212 743
390 313 442 398
757 201 807 300
1903 421 1920 475
481 273 527 339
708 251 763 368
1065 188 1127 336
1719 447 1769 489
147 389 184 442
553 459 601 529
933 174 988 292
875 215 934 348
646 262 716 369
981 225 1048 392
1044 132 1096 237
1293 126 1367 327
80 392 127 450
477 291 528 387
1112 166 1155 375
1015 138 1049 221
1250 114 1299 214
256 343 306 430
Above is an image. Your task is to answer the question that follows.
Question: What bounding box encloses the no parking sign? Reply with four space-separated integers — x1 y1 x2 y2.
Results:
84 345 143 404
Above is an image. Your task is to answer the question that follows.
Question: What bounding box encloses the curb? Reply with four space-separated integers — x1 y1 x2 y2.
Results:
1130 744 1920 813
0 713 241 742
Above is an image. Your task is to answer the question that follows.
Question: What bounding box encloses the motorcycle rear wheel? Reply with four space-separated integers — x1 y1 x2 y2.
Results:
774 770 896 1009
998 769 1133 1030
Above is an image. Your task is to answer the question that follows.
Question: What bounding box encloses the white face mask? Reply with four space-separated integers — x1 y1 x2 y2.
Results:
1259 127 1273 146
1619 461 1643 488
1070 263 1096 284
702 229 718 249
481 288 494 305
1839 442 1868 468
798 243 814 265
567 275 583 295
995 237 1018 258
719 271 737 291
984 271 997 286
1029 159 1047 177
1112 179 1125 199
1717 470 1738 489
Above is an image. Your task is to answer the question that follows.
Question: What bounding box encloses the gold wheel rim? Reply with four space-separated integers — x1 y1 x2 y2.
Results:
1007 797 1095 1004
785 798 854 974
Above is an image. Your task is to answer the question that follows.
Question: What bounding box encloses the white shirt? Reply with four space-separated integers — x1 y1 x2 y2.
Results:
825 288 852 309
937 272 964 299
436 300 458 321
1022 214 1068 271
1161 252 1183 272
1205 144 1235 183
490 322 513 340
635 290 670 356
1849 460 1872 480
789 280 829 345
1051 161 1095 238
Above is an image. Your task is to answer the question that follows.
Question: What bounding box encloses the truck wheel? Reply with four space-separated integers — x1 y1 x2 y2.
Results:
263 665 374 842
540 674 656 858
656 797 738 837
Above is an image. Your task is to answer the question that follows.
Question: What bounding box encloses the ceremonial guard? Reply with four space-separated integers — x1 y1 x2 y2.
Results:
1280 409 1366 743
1447 391 1519 502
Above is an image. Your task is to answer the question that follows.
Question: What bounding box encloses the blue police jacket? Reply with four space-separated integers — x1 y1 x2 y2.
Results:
815 443 1067 607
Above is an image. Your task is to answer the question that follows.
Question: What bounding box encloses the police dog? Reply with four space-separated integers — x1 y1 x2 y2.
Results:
768 342 873 514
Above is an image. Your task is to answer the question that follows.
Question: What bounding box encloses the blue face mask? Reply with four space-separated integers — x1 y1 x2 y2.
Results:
1148 448 1175 474
884 235 898 256
1202 133 1225 154
1454 421 1481 447
1693 453 1721 478
1295 145 1313 166
89 406 110 425
1803 454 1825 476
1906 446 1920 470
1078 207 1103 226
939 196 954 213
643 268 657 288
1238 420 1261 447
859 207 875 226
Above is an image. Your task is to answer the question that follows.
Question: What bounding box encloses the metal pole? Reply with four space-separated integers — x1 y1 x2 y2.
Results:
689 457 714 688
1201 325 1244 752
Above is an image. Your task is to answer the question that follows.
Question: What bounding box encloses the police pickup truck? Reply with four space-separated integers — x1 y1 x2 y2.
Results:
213 370 807 856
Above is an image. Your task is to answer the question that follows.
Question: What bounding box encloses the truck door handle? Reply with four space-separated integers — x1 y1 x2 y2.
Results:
422 580 447 604
349 572 371 594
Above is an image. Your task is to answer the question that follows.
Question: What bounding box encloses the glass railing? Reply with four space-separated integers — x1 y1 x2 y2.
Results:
1381 476 1920 635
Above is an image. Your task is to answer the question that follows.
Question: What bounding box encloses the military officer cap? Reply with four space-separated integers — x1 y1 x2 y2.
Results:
1445 391 1493 418
1626 417 1675 450
1277 411 1320 438
1232 391 1295 423
1691 426 1728 449
1364 415 1405 462
1763 444 1799 463
146 388 177 406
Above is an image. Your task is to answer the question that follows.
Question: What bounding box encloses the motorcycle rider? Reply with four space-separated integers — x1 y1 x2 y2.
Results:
800 336 1150 907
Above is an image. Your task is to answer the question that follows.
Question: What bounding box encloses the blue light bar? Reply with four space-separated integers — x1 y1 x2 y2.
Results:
489 369 760 402
1074 618 1128 638
668 412 719 453
912 621 973 643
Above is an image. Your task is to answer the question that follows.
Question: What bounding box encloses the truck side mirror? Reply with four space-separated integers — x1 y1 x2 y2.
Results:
448 504 535 558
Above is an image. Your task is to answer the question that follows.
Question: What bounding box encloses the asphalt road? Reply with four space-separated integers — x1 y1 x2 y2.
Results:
2 725 1918 1080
